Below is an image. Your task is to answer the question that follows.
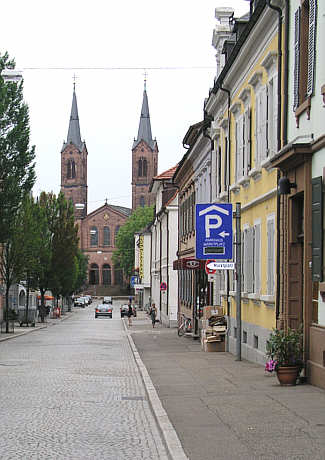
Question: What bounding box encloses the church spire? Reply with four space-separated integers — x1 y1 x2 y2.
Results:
133 80 155 150
65 86 83 151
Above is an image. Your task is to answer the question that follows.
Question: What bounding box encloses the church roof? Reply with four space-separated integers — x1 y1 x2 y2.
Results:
110 204 132 217
62 87 84 152
84 202 132 221
132 82 156 151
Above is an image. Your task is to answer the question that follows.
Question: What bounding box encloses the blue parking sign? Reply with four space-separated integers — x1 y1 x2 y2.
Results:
195 203 233 260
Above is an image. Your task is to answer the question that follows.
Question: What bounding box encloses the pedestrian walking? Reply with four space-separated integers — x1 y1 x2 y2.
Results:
149 303 157 328
127 302 133 327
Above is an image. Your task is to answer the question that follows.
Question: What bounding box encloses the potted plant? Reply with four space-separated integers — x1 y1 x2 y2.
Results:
265 327 303 385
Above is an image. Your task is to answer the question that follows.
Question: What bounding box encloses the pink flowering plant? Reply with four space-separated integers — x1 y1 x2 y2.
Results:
265 327 303 373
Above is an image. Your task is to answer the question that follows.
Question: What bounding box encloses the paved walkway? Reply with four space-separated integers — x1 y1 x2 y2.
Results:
129 312 325 460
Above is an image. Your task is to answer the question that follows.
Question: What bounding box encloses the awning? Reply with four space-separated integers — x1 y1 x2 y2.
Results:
173 257 205 270
37 295 54 300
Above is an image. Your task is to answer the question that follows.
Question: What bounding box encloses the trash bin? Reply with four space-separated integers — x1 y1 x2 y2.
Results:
18 306 37 327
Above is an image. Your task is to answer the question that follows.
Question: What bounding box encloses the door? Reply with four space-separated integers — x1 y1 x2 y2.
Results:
287 242 303 329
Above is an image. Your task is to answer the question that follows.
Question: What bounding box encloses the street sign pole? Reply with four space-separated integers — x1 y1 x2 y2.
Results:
235 202 241 361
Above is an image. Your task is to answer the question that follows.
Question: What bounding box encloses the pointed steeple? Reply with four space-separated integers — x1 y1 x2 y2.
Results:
133 81 156 150
62 86 83 151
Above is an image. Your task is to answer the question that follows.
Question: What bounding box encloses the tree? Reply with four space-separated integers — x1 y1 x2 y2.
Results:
113 206 154 278
0 52 35 242
50 193 79 304
74 250 88 294
0 52 35 331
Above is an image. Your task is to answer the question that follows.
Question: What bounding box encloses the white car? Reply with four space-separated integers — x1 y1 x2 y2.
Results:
74 297 87 308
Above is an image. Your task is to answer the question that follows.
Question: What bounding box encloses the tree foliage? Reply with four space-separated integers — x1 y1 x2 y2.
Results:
113 206 154 278
0 52 35 242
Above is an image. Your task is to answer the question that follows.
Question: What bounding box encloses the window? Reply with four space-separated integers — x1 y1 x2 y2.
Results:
293 0 317 111
89 263 99 284
102 264 111 285
235 115 244 182
138 157 147 177
90 226 98 247
103 226 110 246
267 217 275 295
140 196 145 207
114 226 120 245
67 159 76 179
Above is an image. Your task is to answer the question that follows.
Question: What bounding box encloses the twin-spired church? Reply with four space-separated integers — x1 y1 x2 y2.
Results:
60 82 158 292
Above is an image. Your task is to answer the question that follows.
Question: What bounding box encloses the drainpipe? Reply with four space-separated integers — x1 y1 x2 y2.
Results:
266 0 285 324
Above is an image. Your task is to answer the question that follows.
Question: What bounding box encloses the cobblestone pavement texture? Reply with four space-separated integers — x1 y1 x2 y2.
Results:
0 303 169 460
130 313 325 460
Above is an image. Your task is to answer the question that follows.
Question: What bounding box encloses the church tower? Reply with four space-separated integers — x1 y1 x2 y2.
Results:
61 85 88 219
132 80 158 210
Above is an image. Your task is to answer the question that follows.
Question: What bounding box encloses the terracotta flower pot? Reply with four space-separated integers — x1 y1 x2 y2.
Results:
276 366 300 386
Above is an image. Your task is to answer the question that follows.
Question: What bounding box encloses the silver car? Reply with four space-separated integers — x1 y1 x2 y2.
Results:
95 304 112 319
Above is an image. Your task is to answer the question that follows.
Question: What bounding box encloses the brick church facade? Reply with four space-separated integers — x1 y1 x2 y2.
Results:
61 82 158 291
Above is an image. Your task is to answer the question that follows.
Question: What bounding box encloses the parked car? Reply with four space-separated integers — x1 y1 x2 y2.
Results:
120 304 136 318
84 295 92 304
74 297 87 308
95 304 112 319
103 296 112 304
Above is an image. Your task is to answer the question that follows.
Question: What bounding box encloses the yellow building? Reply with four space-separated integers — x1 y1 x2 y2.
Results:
205 2 286 364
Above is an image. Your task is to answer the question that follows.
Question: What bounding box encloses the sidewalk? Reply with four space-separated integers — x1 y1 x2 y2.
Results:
0 311 73 342
128 312 325 460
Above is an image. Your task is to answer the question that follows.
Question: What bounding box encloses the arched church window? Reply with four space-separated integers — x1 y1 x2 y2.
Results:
90 226 98 247
114 226 120 246
143 159 147 176
67 159 76 179
140 196 145 207
103 226 110 246
138 158 143 177
102 264 111 285
89 263 99 285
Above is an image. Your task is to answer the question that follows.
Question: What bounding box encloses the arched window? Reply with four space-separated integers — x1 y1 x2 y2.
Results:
138 158 143 177
114 226 120 246
102 264 111 285
89 263 99 284
114 265 123 285
67 159 76 179
143 159 147 176
90 226 98 247
140 196 145 207
103 226 110 246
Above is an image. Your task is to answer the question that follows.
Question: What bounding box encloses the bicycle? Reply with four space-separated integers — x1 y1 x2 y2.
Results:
177 315 192 337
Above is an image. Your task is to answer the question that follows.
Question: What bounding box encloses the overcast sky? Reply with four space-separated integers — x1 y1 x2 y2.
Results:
1 0 249 212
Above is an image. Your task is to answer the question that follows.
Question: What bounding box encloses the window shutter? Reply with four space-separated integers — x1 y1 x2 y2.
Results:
247 227 254 293
293 8 301 110
260 86 267 162
244 108 251 174
272 74 278 156
254 224 261 294
267 219 275 295
255 93 260 166
312 176 323 281
240 115 244 178
307 0 317 97
236 120 240 182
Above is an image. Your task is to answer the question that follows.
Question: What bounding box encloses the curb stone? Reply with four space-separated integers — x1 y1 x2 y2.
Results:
123 318 189 460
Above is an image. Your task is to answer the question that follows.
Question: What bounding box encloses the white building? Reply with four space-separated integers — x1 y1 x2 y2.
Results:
149 166 179 327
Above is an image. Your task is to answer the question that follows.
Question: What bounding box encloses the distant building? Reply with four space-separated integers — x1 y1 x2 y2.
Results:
60 86 131 293
132 80 158 210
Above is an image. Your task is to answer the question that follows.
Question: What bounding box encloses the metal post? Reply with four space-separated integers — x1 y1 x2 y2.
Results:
235 202 241 361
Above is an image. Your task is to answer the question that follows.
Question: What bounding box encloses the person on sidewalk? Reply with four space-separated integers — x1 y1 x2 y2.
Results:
149 303 157 328
127 302 133 327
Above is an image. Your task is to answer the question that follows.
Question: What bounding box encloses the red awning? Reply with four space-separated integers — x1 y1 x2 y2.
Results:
37 295 54 300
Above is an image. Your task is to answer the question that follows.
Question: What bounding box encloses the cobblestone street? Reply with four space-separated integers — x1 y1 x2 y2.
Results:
0 303 169 460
